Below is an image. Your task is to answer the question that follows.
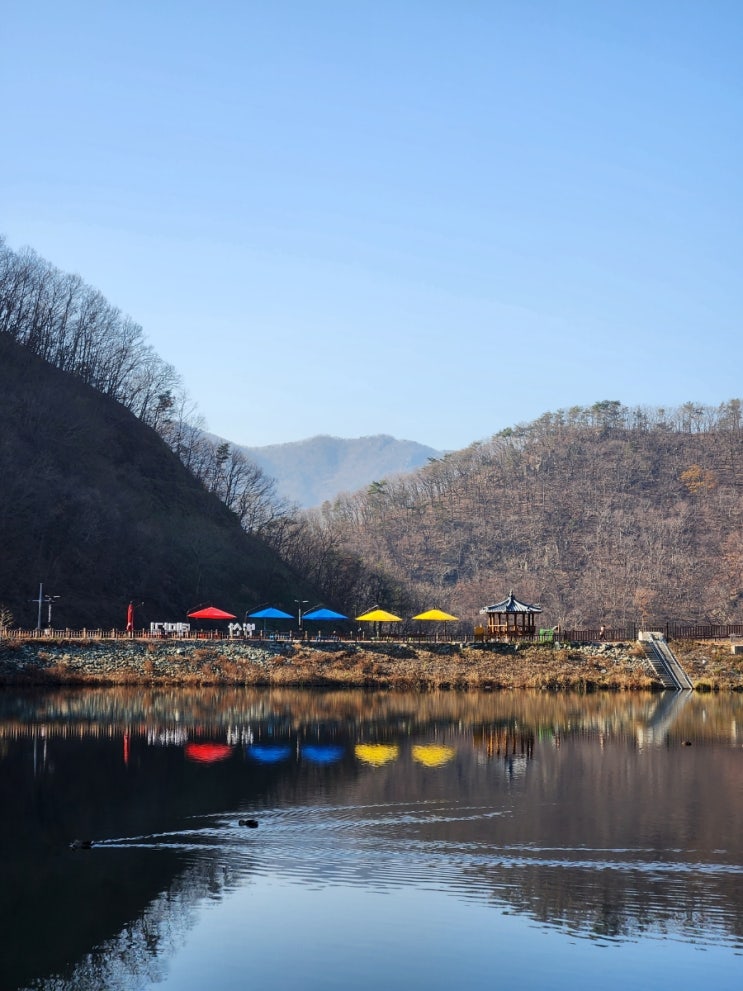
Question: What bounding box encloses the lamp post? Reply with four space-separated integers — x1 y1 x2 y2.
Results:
32 583 60 631
46 595 60 627
295 599 309 630
33 583 44 631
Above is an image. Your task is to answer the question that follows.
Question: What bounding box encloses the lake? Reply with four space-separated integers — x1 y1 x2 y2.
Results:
1 687 742 990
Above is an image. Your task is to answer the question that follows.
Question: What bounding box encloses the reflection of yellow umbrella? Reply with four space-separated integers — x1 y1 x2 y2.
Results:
355 743 400 767
412 608 459 639
412 744 456 767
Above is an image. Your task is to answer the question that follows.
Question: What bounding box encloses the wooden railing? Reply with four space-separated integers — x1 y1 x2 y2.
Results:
3 622 743 644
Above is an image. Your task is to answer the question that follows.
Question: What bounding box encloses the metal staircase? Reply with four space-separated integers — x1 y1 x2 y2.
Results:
639 632 694 690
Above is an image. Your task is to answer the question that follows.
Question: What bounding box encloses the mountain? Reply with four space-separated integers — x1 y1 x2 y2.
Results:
286 401 743 628
237 434 443 508
7 238 740 631
0 334 318 629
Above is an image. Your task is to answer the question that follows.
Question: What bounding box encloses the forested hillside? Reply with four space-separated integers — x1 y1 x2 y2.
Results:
0 237 380 624
283 401 743 629
4 237 742 631
0 335 317 628
0 238 291 545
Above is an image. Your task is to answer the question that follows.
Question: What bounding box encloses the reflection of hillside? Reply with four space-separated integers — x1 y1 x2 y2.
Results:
2 687 741 746
9 860 223 991
2 688 743 988
494 860 740 944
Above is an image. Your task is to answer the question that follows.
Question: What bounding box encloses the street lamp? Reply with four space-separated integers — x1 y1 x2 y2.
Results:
32 583 60 631
295 599 309 630
46 595 60 627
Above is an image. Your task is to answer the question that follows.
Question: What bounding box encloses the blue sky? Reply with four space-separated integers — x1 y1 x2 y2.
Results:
2 1 741 451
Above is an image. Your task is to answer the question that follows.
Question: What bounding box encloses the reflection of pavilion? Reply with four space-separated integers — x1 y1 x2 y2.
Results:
480 590 542 639
473 725 535 761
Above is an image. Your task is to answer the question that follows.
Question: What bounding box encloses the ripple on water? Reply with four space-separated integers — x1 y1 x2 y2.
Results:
92 800 743 948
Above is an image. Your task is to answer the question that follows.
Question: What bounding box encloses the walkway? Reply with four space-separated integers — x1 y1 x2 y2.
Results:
639 632 694 690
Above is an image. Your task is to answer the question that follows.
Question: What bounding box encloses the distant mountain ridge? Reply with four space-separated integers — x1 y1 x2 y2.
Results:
236 434 443 508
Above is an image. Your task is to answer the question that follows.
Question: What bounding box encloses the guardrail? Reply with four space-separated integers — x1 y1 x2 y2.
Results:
3 623 743 644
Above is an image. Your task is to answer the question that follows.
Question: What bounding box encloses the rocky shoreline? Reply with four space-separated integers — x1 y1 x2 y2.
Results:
1 636 740 691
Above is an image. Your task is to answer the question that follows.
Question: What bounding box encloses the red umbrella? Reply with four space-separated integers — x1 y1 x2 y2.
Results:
187 606 237 620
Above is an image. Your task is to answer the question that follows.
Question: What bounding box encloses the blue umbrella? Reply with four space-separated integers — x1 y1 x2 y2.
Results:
247 606 293 636
248 607 293 619
302 608 348 621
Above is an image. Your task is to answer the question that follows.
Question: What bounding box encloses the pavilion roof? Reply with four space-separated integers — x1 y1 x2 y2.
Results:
481 590 542 614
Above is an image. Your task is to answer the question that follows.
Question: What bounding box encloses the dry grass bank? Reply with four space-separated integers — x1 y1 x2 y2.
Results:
1 637 741 691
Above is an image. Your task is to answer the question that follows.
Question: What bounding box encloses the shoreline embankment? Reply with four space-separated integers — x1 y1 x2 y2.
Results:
1 637 741 691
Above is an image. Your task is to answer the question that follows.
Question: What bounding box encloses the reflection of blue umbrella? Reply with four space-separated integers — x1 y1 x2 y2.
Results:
301 744 345 764
302 608 348 622
246 744 292 763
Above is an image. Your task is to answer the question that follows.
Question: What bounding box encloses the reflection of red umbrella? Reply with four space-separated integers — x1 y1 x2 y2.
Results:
187 606 237 620
185 742 233 763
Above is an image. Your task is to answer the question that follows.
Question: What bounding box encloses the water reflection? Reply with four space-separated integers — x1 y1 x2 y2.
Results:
1 688 742 990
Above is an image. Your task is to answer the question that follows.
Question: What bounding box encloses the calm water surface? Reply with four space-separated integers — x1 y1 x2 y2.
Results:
1 688 742 990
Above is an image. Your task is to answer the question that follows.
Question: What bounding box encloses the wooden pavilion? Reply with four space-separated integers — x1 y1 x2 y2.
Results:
480 590 542 639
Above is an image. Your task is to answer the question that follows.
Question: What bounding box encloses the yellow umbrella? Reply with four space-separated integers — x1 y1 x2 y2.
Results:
355 743 400 767
411 609 459 621
412 608 459 639
412 744 456 768
355 607 402 640
356 608 403 622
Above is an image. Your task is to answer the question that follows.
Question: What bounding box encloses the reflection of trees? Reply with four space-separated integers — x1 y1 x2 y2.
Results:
2 687 742 746
3 686 743 988
15 855 225 991
485 862 735 944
